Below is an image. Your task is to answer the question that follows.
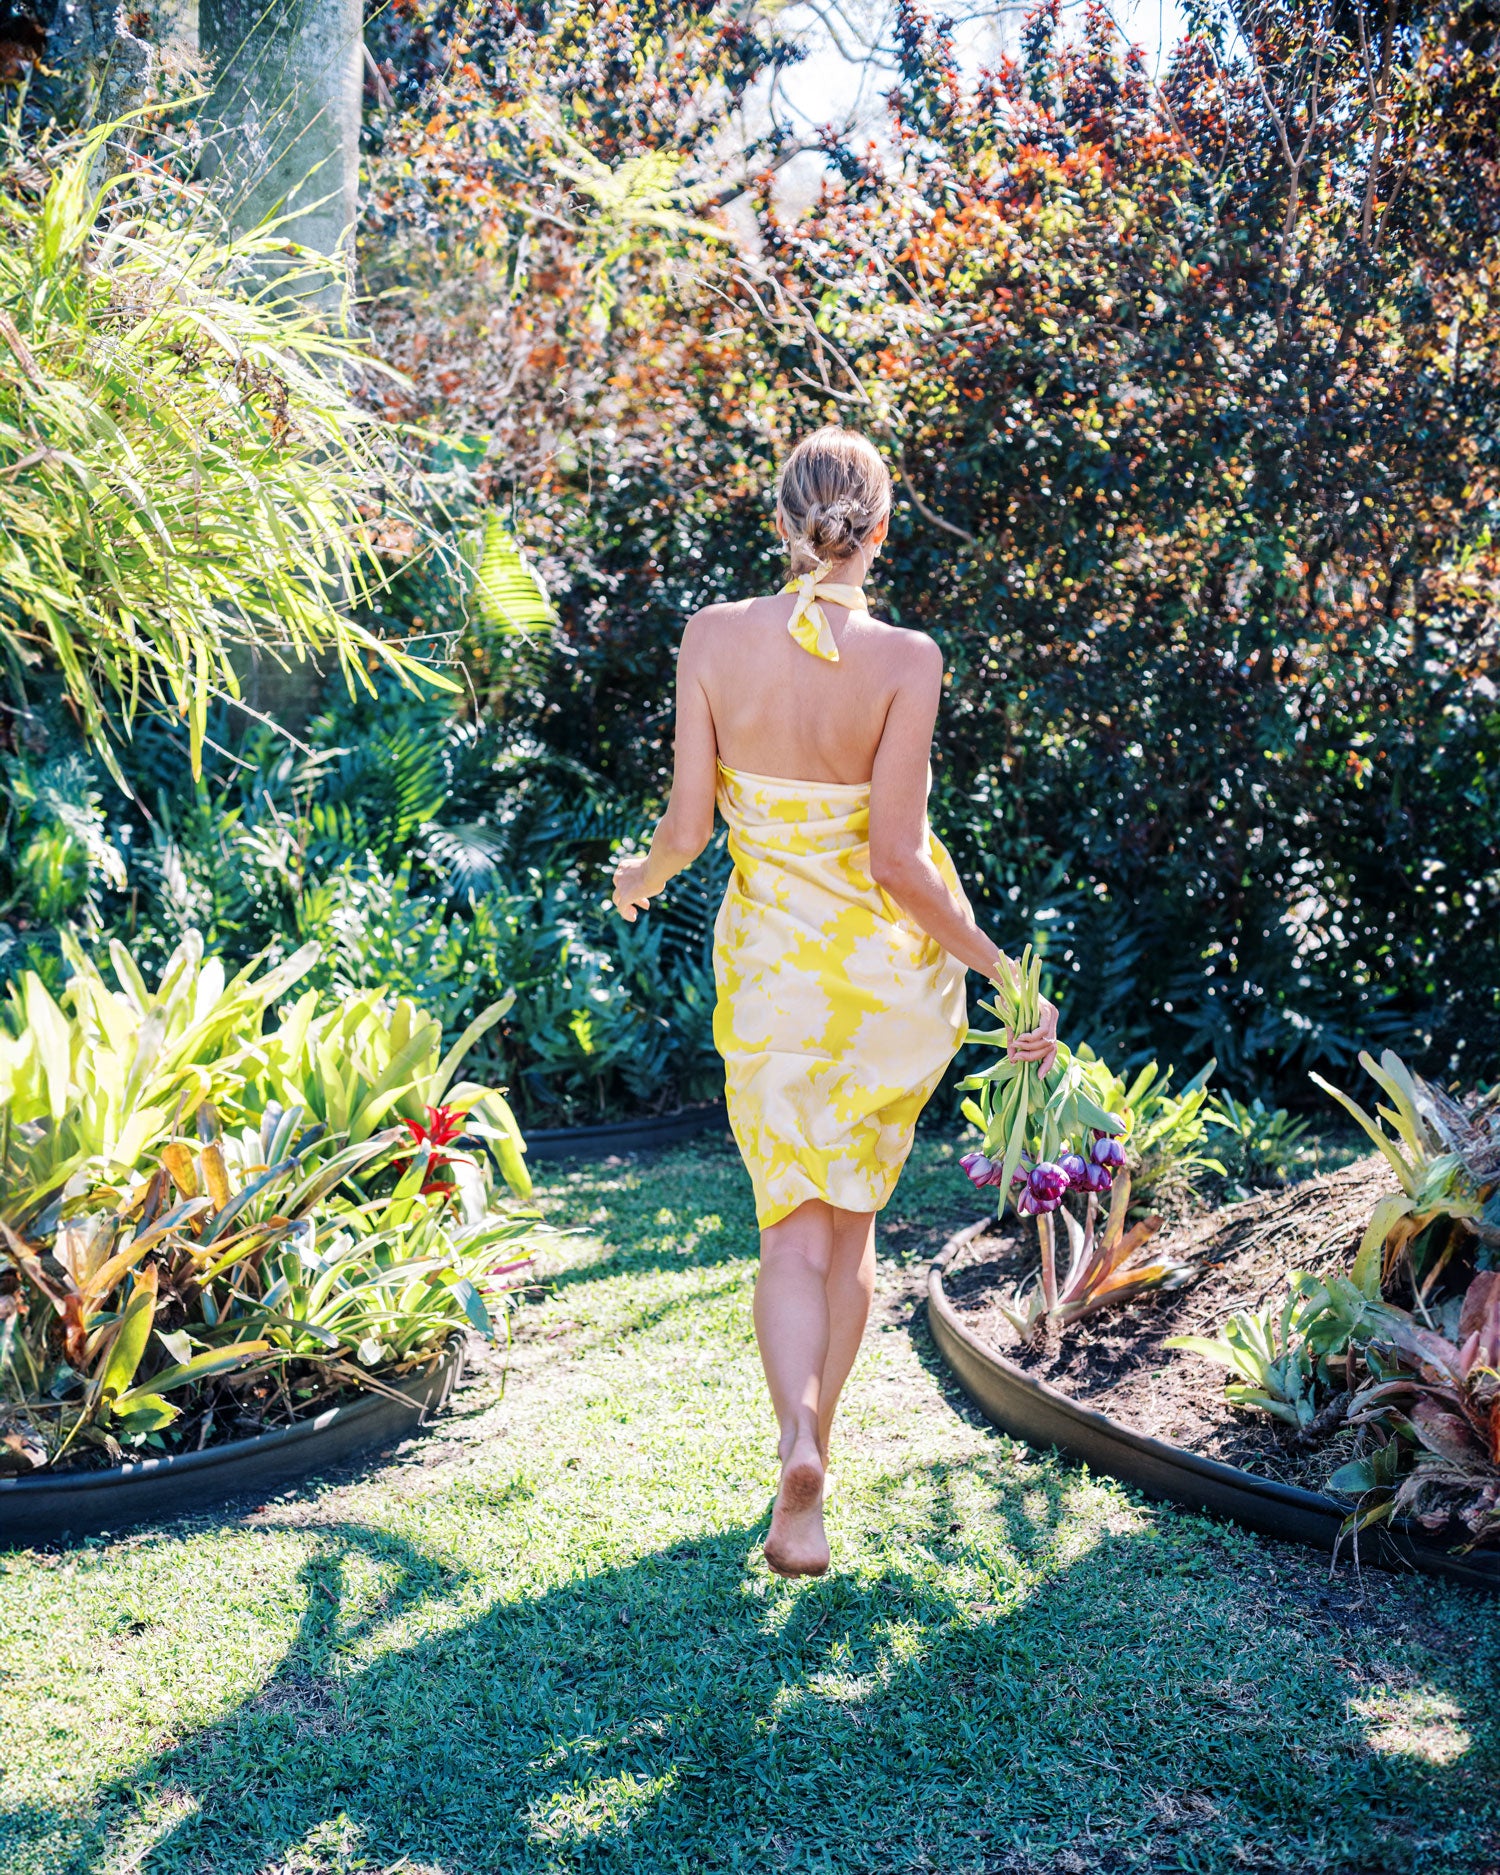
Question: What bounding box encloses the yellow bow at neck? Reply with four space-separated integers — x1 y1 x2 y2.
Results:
780 570 866 663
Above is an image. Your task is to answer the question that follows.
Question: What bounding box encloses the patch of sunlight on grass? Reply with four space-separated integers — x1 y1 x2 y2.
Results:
1057 1476 1153 1542
1020 1486 1053 1525
964 1545 1030 1602
755 1581 816 1636
1358 1691 1472 1766
531 1770 678 1844
238 1811 379 1875
780 1670 879 1721
879 1617 924 1665
807 1669 876 1703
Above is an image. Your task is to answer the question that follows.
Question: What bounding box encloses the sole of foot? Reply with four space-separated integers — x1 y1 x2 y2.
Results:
763 1451 829 1578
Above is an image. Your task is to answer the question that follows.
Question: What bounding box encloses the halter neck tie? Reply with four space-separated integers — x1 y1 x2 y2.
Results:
780 568 866 663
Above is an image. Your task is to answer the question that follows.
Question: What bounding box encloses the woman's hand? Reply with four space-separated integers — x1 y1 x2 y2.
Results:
1006 993 1059 1076
612 853 654 923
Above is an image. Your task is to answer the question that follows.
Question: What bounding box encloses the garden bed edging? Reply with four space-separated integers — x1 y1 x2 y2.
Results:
927 1222 1500 1595
0 1341 465 1547
523 1100 729 1162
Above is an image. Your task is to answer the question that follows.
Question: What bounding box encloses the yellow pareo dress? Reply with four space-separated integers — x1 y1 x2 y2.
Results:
712 572 969 1229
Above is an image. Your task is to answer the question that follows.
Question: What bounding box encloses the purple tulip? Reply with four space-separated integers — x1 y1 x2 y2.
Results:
1028 1161 1069 1206
1015 1187 1041 1217
960 1150 996 1189
1058 1151 1089 1190
1081 1159 1113 1194
1092 1134 1127 1170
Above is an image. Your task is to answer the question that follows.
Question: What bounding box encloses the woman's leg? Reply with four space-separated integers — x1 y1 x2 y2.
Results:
754 1200 834 1575
817 1208 877 1465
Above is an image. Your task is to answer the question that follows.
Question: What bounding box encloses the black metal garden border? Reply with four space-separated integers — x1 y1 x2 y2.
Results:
927 1223 1499 1595
524 1100 729 1162
0 1341 465 1548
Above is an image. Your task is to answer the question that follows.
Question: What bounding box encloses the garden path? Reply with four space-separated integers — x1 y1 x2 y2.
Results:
1 1139 1497 1875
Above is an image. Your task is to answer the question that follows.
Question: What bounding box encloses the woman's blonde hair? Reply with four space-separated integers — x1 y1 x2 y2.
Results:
775 427 892 574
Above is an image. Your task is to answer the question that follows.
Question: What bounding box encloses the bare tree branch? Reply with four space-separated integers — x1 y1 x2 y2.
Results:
699 139 825 211
363 41 394 115
897 464 976 544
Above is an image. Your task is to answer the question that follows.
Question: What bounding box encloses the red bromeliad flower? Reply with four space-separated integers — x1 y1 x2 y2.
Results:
395 1104 465 1195
405 1103 463 1154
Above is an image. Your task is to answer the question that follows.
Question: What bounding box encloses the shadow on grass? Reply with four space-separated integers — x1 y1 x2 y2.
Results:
8 1454 1497 1875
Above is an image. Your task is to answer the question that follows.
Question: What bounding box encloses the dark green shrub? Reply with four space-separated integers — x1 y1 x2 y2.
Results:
477 0 1500 1095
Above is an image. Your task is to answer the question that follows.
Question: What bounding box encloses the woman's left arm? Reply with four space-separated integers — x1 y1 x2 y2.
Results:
612 616 719 922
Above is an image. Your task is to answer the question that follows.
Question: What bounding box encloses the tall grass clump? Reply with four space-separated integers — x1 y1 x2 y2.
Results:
0 117 450 778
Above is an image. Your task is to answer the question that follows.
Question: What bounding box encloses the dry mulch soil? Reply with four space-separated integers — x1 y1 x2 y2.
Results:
942 1154 1398 1490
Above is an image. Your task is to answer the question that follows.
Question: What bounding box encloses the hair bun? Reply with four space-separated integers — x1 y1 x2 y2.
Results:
775 427 892 574
804 496 864 559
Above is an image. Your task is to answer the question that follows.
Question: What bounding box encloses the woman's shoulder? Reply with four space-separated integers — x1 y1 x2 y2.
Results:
876 619 941 661
677 594 793 661
858 617 943 680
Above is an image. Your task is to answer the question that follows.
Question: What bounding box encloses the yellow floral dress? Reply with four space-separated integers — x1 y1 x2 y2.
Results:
711 571 969 1229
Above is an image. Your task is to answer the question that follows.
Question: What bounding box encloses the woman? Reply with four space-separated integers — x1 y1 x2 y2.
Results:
612 427 1057 1577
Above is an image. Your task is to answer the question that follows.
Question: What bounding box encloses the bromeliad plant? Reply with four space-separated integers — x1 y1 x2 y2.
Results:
0 1107 388 1463
1206 1094 1312 1189
1070 1049 1225 1215
1167 1245 1400 1432
0 933 537 1471
1167 1290 1340 1434
0 930 322 1226
992 1163 1195 1338
1310 1051 1489 1299
255 983 532 1202
1162 1059 1500 1550
1329 1271 1500 1547
0 930 532 1233
1178 1262 1500 1549
0 1101 534 1471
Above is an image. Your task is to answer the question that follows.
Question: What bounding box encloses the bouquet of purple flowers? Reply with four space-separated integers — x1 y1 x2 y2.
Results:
957 946 1126 1205
959 1130 1127 1216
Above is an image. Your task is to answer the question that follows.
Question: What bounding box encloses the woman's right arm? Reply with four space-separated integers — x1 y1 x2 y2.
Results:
868 636 1057 1067
612 613 718 922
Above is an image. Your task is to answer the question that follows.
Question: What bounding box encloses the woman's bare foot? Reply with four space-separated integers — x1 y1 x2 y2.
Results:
763 1437 829 1577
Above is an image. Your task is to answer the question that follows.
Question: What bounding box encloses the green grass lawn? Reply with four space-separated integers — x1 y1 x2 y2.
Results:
2 1136 1496 1875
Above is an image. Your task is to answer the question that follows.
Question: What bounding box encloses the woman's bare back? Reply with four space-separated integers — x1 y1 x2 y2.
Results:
690 592 929 785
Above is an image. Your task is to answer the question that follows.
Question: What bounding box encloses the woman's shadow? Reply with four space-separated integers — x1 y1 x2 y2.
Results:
7 1451 1497 1875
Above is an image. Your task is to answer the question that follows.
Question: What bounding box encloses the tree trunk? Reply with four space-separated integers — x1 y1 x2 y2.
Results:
39 0 198 120
198 0 362 302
